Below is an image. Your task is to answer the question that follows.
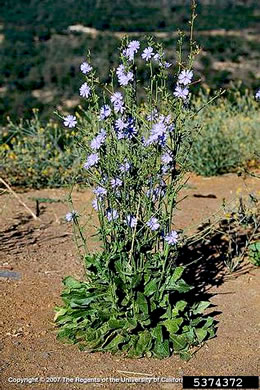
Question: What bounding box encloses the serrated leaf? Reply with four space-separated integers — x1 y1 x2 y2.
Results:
153 339 170 358
193 301 211 315
172 300 187 316
207 327 216 339
179 351 192 360
144 279 158 297
63 276 83 289
195 328 208 343
172 266 185 282
104 333 125 351
203 317 214 329
136 292 148 314
54 307 67 322
108 318 126 329
191 317 203 326
163 318 183 335
125 317 137 331
174 279 193 293
170 334 188 351
135 330 152 356
159 293 169 308
176 300 187 312
151 325 163 343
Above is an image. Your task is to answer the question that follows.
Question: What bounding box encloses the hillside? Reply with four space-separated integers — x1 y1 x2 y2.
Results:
0 0 259 123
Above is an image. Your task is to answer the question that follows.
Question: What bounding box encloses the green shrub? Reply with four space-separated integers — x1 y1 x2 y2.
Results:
0 110 81 188
186 91 260 176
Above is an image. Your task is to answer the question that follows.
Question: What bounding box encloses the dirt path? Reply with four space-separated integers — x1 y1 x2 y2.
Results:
0 173 260 390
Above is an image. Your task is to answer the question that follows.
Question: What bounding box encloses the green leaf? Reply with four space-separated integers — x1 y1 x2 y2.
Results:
174 279 193 293
191 317 203 326
203 317 214 329
195 328 208 343
125 317 137 331
104 333 125 351
207 328 216 339
163 318 183 335
154 339 170 358
172 300 187 316
159 294 169 308
108 318 126 329
176 300 187 312
131 274 142 288
151 325 163 343
136 292 148 314
170 334 188 352
172 266 185 282
54 307 67 322
192 301 211 315
144 279 158 297
70 296 97 308
135 331 152 356
63 276 83 289
179 351 192 360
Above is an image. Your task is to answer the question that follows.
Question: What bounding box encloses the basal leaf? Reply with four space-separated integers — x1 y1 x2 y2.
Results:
63 276 83 289
195 328 208 343
173 279 193 293
170 334 188 352
163 318 183 335
172 266 185 282
151 325 163 343
175 300 188 312
104 333 125 351
192 301 211 315
54 307 67 322
136 292 148 314
153 339 170 358
108 318 127 329
135 330 152 356
144 279 158 297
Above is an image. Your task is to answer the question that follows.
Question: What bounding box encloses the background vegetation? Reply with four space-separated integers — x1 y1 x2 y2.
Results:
0 0 259 123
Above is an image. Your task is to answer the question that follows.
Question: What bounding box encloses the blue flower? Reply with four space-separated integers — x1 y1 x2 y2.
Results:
116 64 125 77
111 92 125 113
83 153 99 169
99 105 111 120
255 89 260 100
125 215 137 228
80 62 92 74
119 161 131 173
146 217 160 231
79 82 91 98
142 47 154 61
174 85 189 100
161 152 172 164
128 40 140 52
125 117 137 138
111 178 123 188
115 118 128 131
106 209 119 222
165 230 178 245
65 210 78 222
63 115 77 128
92 198 99 211
147 109 158 122
111 92 123 104
93 186 107 198
146 122 167 145
118 71 134 86
178 70 193 85
123 41 140 61
90 130 106 150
